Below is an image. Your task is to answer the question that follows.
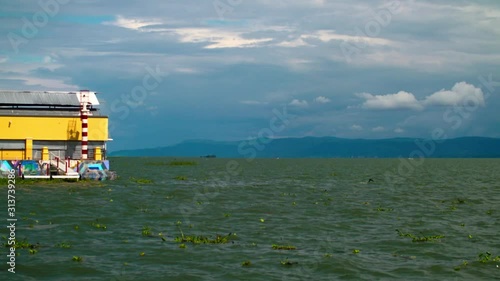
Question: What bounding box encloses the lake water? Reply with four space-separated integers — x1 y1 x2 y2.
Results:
1 158 499 280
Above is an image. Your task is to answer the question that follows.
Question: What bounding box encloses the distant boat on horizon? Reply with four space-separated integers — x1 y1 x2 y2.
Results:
200 154 216 158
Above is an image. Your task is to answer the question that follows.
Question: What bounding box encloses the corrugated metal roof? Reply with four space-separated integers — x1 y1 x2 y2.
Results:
0 91 81 106
0 109 104 117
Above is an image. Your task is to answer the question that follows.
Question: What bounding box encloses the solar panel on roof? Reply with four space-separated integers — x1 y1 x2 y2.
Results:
0 91 82 106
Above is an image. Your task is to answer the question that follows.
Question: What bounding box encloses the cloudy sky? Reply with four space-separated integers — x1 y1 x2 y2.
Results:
1 0 499 151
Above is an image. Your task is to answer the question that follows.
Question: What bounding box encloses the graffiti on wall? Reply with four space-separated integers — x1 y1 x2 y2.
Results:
0 160 48 175
0 160 115 180
78 160 115 180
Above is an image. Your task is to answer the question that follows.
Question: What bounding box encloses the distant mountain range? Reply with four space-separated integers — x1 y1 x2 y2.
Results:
109 136 500 158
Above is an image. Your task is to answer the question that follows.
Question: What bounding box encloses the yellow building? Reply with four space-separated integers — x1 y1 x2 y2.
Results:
0 90 110 161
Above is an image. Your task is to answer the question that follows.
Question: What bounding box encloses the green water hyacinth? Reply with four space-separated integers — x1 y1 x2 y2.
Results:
175 233 236 244
168 161 198 166
280 258 298 266
454 260 468 271
478 252 500 263
142 226 152 236
272 244 296 250
396 229 445 242
91 220 107 230
72 256 83 262
129 177 154 184
55 242 71 249
3 238 38 249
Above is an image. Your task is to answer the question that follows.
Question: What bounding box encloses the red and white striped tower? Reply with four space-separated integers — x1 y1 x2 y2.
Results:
80 90 91 160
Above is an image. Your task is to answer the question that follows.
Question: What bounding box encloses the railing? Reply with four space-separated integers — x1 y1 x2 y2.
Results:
48 152 79 176
32 150 42 160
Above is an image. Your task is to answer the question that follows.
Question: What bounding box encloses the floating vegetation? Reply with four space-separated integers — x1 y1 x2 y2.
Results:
486 209 494 215
280 258 298 266
454 260 468 271
259 218 265 223
396 229 445 242
3 238 39 250
72 256 83 262
169 161 198 166
129 177 154 184
55 242 71 249
272 244 297 250
174 176 188 181
139 252 146 256
142 226 153 237
352 249 360 254
442 198 468 211
323 253 332 258
179 243 186 249
241 260 252 266
223 213 231 218
478 252 500 263
175 233 236 244
374 206 394 212
0 178 84 185
452 198 467 204
29 249 38 255
91 220 107 230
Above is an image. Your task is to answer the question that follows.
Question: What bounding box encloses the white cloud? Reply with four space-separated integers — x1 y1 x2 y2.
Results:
174 28 273 49
351 124 363 131
423 81 485 107
289 99 309 107
167 28 273 49
314 96 331 104
303 30 393 46
277 37 310 48
372 126 385 132
355 82 485 112
105 15 162 30
394 128 405 133
106 16 273 49
356 91 424 111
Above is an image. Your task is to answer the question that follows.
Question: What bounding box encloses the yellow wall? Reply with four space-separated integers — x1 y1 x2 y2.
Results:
0 150 24 160
25 138 33 160
42 147 49 161
94 147 102 160
0 116 108 141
